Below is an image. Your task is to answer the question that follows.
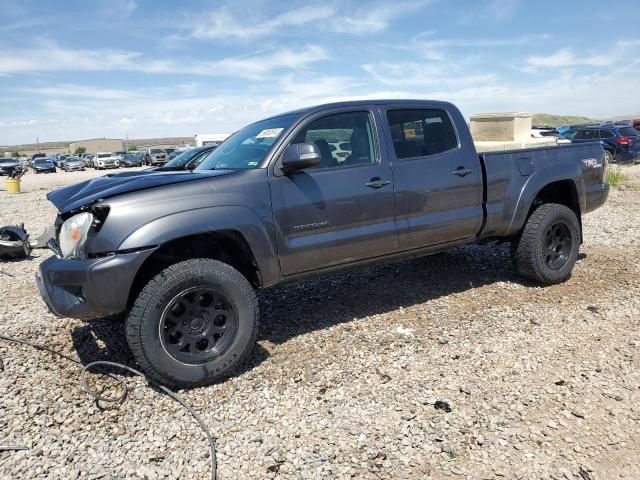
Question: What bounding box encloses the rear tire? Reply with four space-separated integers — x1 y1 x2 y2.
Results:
511 203 580 285
126 258 259 388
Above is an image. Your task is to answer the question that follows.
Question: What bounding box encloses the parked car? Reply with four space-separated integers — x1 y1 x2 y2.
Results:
82 153 96 168
168 148 189 160
531 127 570 144
615 119 640 132
122 152 143 167
94 152 120 170
569 125 640 163
57 154 71 169
0 158 22 176
63 156 85 172
145 148 168 166
157 145 217 171
38 99 609 388
32 158 56 173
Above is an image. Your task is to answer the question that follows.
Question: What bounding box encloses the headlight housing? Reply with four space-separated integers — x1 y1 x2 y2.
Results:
59 212 94 259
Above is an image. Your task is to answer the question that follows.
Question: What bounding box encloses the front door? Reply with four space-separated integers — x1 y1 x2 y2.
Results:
269 109 397 276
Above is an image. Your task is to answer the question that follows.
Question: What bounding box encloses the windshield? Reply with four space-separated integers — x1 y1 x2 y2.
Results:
150 149 163 154
197 114 297 171
34 159 50 165
97 153 112 158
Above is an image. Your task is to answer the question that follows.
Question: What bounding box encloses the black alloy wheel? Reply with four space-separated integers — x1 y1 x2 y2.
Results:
160 286 238 365
544 222 572 270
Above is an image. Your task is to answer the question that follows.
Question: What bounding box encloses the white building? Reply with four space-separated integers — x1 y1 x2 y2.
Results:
194 133 230 147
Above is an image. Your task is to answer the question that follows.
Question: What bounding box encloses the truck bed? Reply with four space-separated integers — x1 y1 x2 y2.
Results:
479 142 607 238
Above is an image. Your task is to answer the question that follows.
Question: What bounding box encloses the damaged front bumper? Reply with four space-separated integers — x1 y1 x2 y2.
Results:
36 247 157 319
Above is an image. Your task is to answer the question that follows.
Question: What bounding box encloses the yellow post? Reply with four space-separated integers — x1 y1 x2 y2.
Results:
5 178 21 194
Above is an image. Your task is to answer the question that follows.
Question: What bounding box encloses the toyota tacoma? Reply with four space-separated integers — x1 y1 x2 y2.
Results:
36 100 609 387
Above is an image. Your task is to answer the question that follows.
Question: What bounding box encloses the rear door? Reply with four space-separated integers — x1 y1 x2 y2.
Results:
269 108 397 276
381 105 484 250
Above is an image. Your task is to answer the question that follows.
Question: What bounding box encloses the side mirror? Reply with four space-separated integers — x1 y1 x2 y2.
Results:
281 143 321 174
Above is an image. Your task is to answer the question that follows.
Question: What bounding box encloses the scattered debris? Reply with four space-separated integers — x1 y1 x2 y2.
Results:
434 400 452 413
304 454 336 465
0 225 32 260
579 466 595 480
29 225 55 249
396 326 414 336
0 444 28 452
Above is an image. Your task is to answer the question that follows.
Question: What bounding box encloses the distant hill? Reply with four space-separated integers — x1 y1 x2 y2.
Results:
532 114 599 127
0 136 195 154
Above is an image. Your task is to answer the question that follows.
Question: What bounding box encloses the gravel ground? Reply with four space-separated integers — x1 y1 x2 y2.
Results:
1 165 639 479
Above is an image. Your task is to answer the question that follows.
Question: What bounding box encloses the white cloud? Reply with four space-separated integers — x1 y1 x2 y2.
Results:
330 1 430 35
192 4 335 40
487 0 521 21
3 63 640 146
187 1 430 40
207 45 328 77
413 32 550 49
0 42 141 74
526 48 610 69
22 84 135 100
0 41 327 78
362 61 496 88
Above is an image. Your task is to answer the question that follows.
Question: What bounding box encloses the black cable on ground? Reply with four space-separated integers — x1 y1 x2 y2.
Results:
0 334 217 480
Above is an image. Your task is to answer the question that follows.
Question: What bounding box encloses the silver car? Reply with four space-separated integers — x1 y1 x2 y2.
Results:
63 156 85 172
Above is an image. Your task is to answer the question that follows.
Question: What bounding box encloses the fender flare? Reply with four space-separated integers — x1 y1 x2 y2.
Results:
506 163 585 236
118 205 280 286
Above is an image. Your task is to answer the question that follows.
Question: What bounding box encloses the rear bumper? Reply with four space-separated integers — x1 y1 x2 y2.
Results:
36 247 156 319
584 182 610 213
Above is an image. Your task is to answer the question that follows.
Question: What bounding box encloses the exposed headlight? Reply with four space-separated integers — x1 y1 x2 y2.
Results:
59 212 94 259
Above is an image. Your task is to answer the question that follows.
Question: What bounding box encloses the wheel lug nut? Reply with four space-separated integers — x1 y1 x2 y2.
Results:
183 321 187 325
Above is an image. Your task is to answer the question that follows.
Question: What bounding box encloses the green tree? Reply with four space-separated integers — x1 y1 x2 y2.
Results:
12 151 21 157
75 146 86 155
128 144 138 151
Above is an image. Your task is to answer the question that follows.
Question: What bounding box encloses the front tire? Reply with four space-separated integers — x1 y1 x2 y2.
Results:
511 203 580 285
126 259 259 388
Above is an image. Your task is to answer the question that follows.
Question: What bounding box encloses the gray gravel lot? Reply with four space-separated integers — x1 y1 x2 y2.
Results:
1 165 639 479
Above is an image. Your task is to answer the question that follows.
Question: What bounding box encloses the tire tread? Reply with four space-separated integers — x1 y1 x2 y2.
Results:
125 258 258 388
512 203 579 285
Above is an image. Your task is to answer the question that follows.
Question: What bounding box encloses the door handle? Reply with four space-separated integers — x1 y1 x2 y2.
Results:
365 178 391 188
452 167 474 177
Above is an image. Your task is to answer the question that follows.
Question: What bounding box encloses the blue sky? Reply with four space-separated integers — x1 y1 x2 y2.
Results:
1 0 639 144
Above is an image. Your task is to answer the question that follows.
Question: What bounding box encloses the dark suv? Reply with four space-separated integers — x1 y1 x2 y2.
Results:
569 125 640 163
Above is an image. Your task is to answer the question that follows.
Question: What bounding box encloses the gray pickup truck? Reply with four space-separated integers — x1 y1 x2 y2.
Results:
37 100 609 387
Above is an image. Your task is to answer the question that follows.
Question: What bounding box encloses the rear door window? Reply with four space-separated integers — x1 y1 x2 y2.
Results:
599 130 614 139
386 109 458 159
574 129 598 140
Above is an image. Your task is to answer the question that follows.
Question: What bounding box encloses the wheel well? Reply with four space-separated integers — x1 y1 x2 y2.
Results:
530 179 582 238
128 230 261 309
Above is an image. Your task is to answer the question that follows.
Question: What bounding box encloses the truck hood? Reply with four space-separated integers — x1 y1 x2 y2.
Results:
47 170 235 213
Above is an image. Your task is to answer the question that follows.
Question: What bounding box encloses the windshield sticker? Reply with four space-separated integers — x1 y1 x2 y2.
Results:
248 161 259 166
256 128 283 139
